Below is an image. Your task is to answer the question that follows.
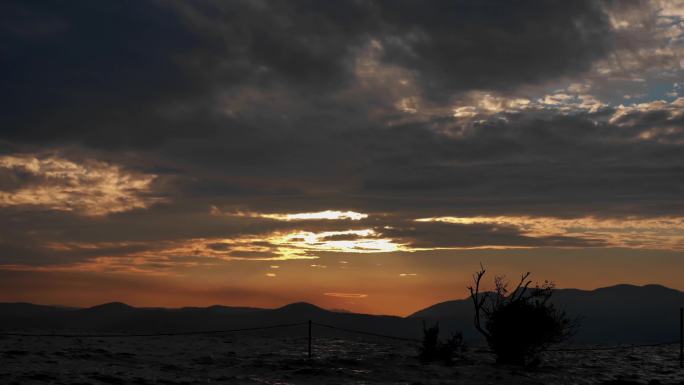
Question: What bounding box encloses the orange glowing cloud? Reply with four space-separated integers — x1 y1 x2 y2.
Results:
0 154 161 216
214 208 369 221
416 215 684 250
324 292 368 298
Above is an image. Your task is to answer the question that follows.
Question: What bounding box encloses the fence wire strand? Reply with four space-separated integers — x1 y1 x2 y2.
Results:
312 322 421 342
0 321 679 355
0 322 307 338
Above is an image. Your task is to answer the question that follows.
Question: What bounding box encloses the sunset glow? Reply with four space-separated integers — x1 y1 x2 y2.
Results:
1 0 684 317
261 210 369 221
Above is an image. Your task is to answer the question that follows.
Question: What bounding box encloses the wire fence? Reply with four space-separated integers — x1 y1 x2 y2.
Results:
0 320 678 354
1 312 683 370
311 322 421 343
0 322 306 338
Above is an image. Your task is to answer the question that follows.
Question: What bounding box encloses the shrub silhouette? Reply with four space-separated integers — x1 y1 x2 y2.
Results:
468 265 576 366
419 321 465 364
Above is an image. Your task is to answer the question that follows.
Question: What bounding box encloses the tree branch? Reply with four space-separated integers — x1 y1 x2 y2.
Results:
469 263 491 340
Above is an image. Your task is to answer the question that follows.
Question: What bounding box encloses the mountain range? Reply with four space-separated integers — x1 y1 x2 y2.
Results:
2 284 682 344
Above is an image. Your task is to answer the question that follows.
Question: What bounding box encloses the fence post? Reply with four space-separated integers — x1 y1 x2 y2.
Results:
679 307 684 369
308 320 312 360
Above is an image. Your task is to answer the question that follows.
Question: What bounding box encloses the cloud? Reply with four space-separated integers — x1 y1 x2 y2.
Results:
324 292 368 299
1 208 683 273
276 229 402 253
0 154 162 215
597 0 684 78
221 209 369 221
379 220 607 250
610 97 684 134
373 0 612 99
416 216 684 250
229 250 281 259
357 107 684 218
0 0 683 277
0 0 615 149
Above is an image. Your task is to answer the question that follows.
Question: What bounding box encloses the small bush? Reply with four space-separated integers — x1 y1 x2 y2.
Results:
469 265 577 366
419 321 465 364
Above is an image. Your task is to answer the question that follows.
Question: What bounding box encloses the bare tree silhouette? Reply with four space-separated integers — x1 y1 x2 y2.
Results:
469 264 576 365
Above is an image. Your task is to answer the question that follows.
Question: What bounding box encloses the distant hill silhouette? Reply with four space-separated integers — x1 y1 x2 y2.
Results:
410 284 684 343
0 301 420 340
1 284 682 344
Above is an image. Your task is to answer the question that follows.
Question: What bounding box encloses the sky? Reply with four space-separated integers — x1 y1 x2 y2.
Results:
1 0 684 316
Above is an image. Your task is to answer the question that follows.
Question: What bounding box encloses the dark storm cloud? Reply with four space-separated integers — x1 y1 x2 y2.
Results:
1 0 683 269
178 106 684 219
229 250 280 259
0 0 613 148
0 236 156 266
0 0 218 148
320 233 378 242
375 0 611 99
380 221 606 249
0 207 607 267
0 0 634 215
357 130 684 217
0 0 368 148
0 204 287 245
0 166 37 191
309 217 607 248
0 202 371 266
206 242 231 252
